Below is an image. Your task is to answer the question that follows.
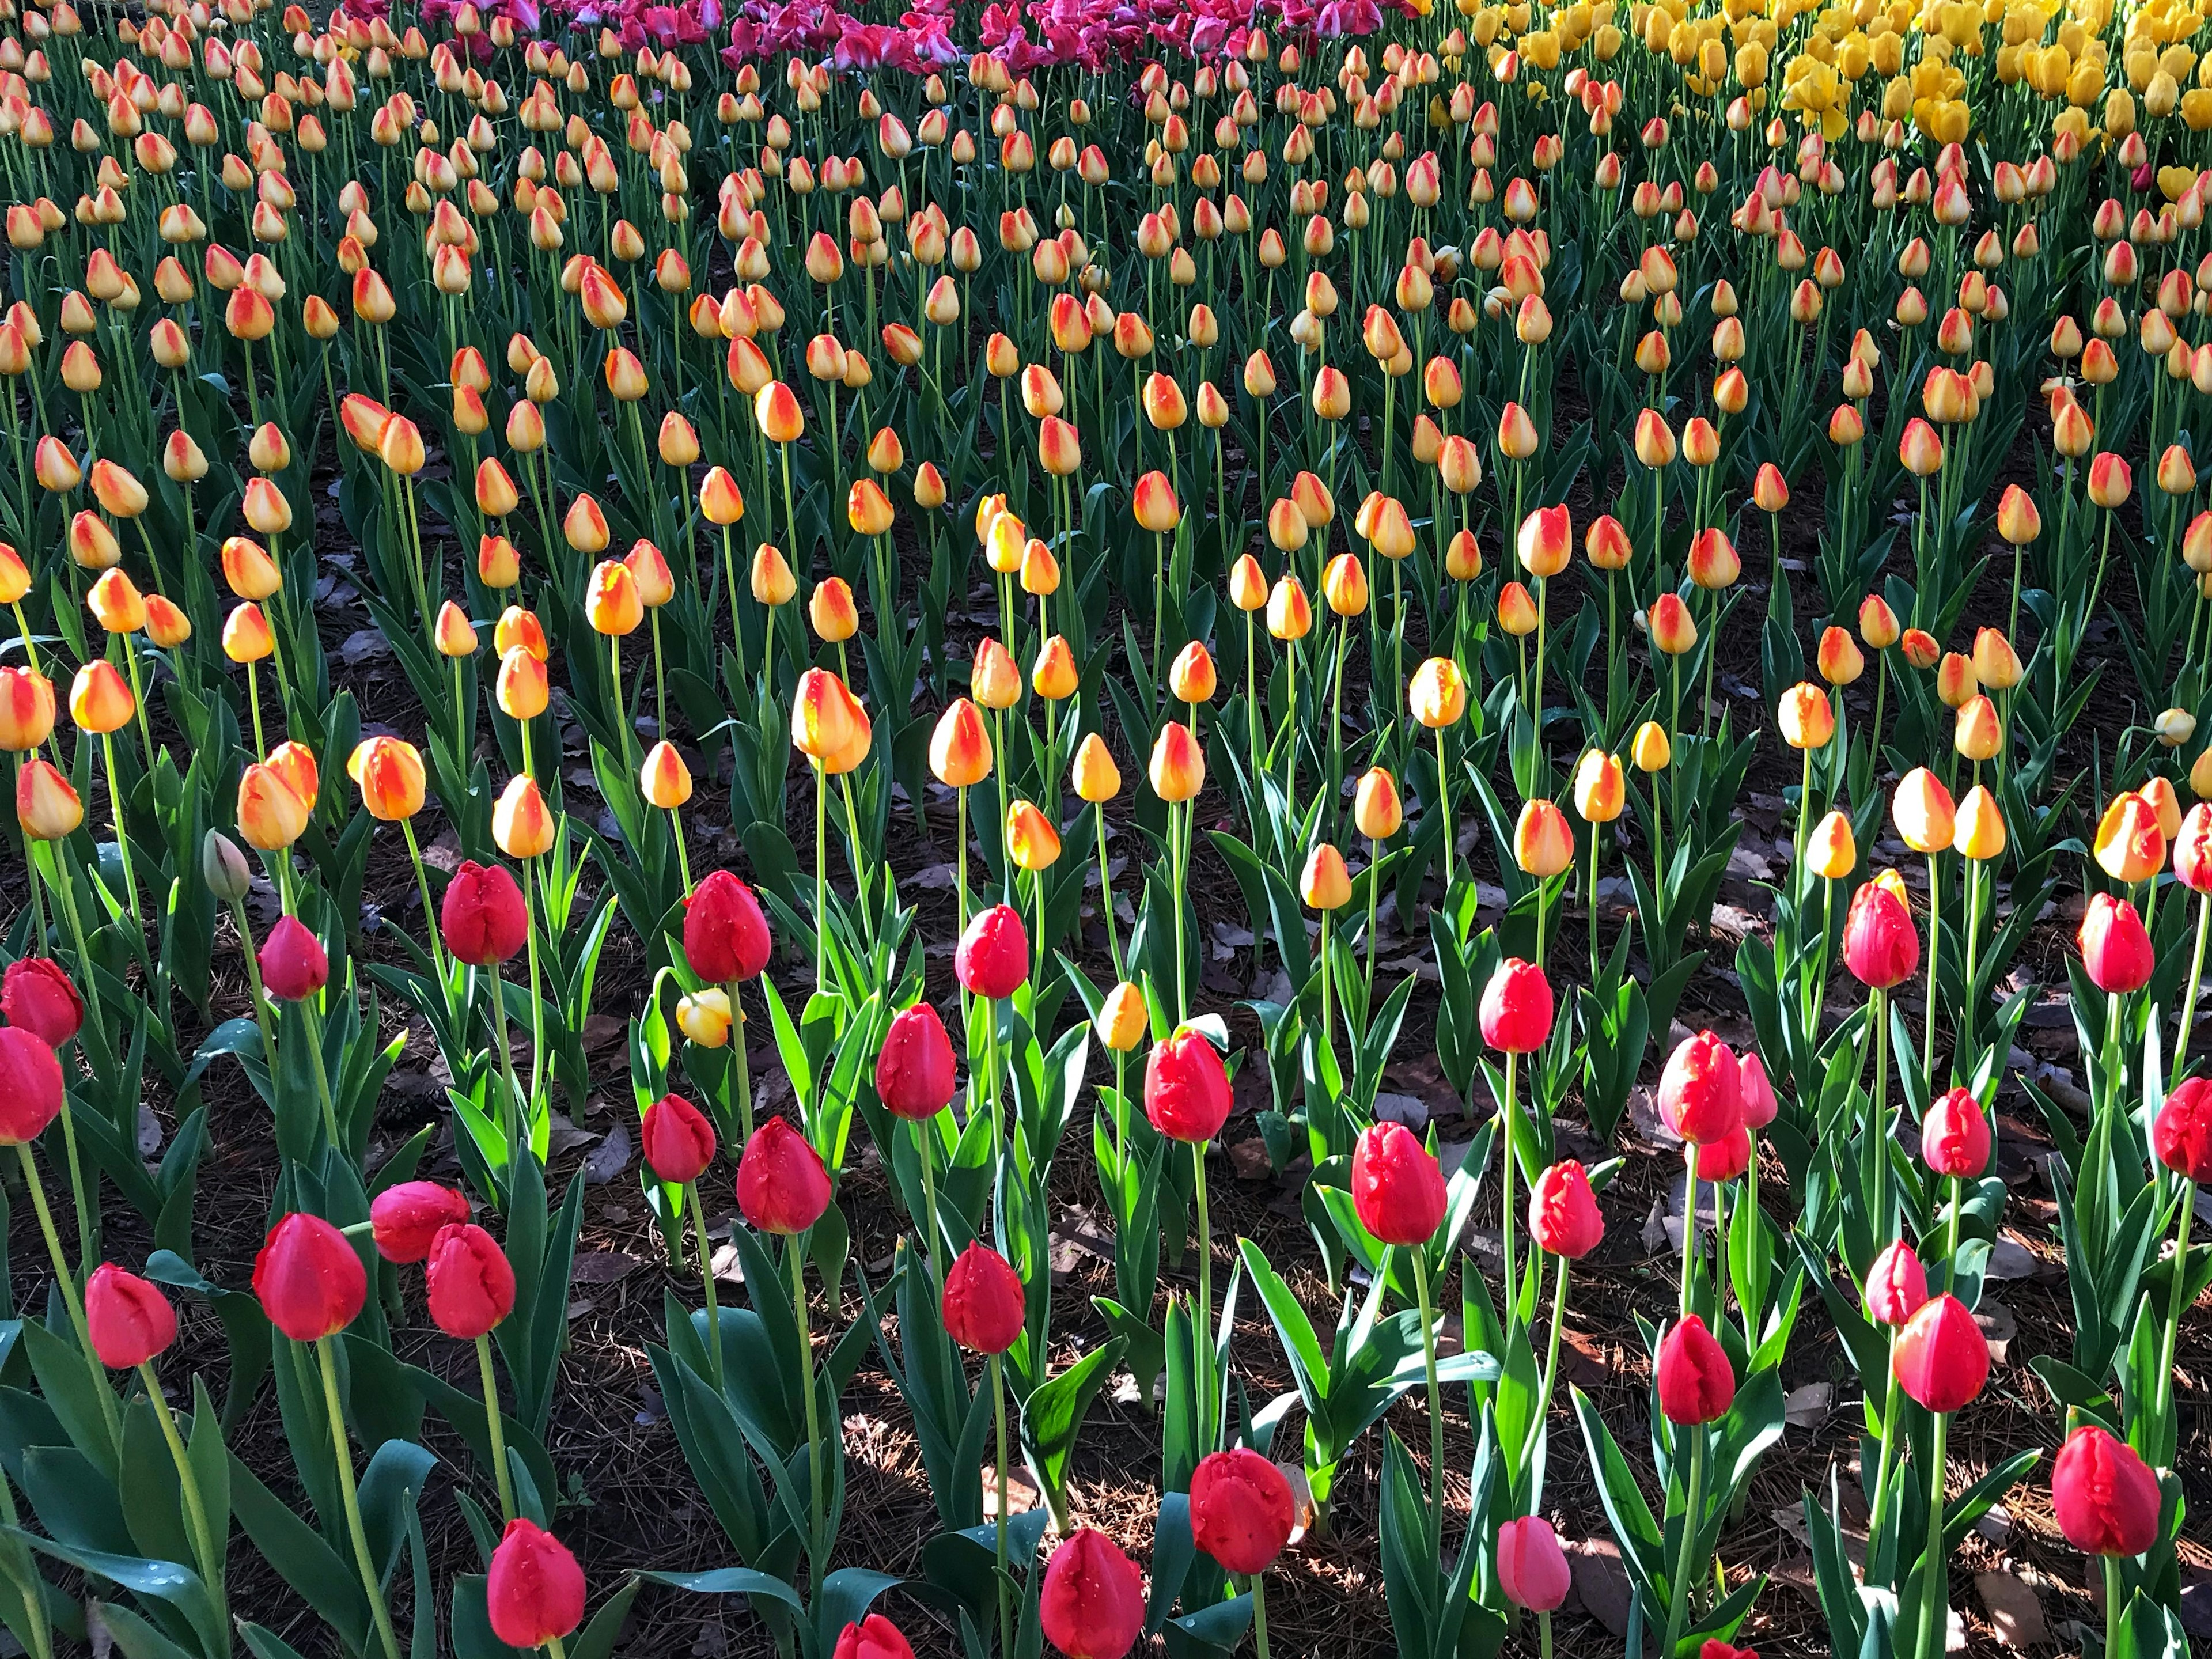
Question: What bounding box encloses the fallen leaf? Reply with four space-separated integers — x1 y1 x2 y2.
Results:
1565 1539 1633 1637
1975 1571 2047 1650
1785 1381 1832 1429
571 1250 640 1284
1976 1300 2018 1364
584 1123 632 1185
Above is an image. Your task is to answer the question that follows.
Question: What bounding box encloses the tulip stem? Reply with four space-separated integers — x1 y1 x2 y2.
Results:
1435 724 1453 891
475 1333 517 1525
137 1359 221 1601
1660 1427 1706 1659
915 1118 944 1286
1502 1049 1522 1332
790 1236 824 1570
1365 835 1382 1009
1868 1340 1904 1576
1409 1246 1444 1552
1192 1137 1214 1455
1318 910 1333 1070
1537 1607 1551 1659
730 983 754 1143
814 762 828 995
16 1145 120 1457
1520 1253 1570 1474
1094 803 1122 983
99 733 143 938
1915 1410 1950 1659
315 1337 404 1659
1173 800 1189 1022
2157 1186 2194 1450
1251 1573 1270 1659
990 1349 1011 1659
399 817 451 995
303 999 343 1158
2177 891 2211 1074
521 858 547 1115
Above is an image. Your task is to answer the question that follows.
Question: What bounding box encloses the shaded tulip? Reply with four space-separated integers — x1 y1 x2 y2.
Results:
2 958 82 1047
641 1094 717 1185
676 988 733 1048
486 1519 585 1650
1657 1314 1736 1423
2051 1425 2162 1558
253 1212 366 1342
426 1222 516 1339
736 1116 832 1236
0 1028 62 1145
942 1241 1025 1354
2153 1075 2212 1181
684 870 772 983
1695 1126 1752 1182
1497 1516 1571 1612
832 1616 916 1659
16 760 83 840
441 861 527 967
370 1181 472 1264
1842 880 1919 989
1528 1160 1603 1257
259 915 329 1002
1865 1240 1930 1327
85 1263 177 1368
1923 1088 1990 1177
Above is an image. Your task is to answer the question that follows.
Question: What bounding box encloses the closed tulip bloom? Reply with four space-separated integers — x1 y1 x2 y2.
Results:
2154 1076 2212 1180
493 774 555 861
876 1003 957 1120
259 915 330 1002
755 381 806 442
1481 959 1555 1053
684 871 772 983
585 560 642 635
1585 515 1633 570
1190 1449 1296 1576
641 1094 717 1185
1995 484 2041 544
253 1213 367 1341
88 569 147 634
0 669 56 752
1865 1240 1930 1327
2174 804 2212 893
486 1520 585 1650
441 860 528 967
69 660 134 734
2142 778 2182 843
676 988 733 1048
1007 800 1063 872
1696 1126 1753 1182
426 1222 517 1339
1497 582 1539 637
1517 504 1572 577
699 467 746 525
1514 798 1574 877
2080 892 2154 994
737 1116 832 1236
1777 683 1834 749
1738 1053 1778 1131
434 602 478 659
17 760 84 840
348 736 427 821
1066 733 1122 805
145 598 192 650
641 743 694 811
930 699 994 789
1808 810 1857 880
1529 1160 1603 1257
1892 1293 1988 1412
2052 1425 2161 1558
1132 471 1180 532
1892 768 1955 853
1657 1315 1736 1423
0 1029 64 1144
793 669 867 764
1322 553 1369 616
1934 652 1976 710
942 1241 1025 1354
222 602 275 664
1146 1028 1233 1145
1647 592 1698 656
1409 657 1467 728
2094 792 2165 884
1923 1087 1991 1178
1842 879 1919 989
1900 630 1940 671
1039 1529 1145 1659
971 639 1026 711
1817 627 1865 686
1149 720 1205 802
1954 786 2006 861
1096 982 1150 1055
1954 696 2002 763
957 904 1030 999
1300 843 1353 910
1355 769 1404 839
1228 555 1268 613
1350 1120 1447 1245
1567 751 1626 825
2 959 82 1047
1266 573 1312 639
834 1618 916 1659
496 608 551 662
1658 1031 1743 1145
1971 628 2021 691
1497 1516 1571 1612
85 1263 177 1368
1687 528 1740 590
1169 643 1217 704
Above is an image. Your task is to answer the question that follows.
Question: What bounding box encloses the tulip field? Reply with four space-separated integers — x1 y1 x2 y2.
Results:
8 0 2212 1651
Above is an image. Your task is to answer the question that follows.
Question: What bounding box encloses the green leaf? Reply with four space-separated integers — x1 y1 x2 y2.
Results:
1018 1338 1126 1533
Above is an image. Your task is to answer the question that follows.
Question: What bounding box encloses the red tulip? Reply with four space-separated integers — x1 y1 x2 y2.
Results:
1863 1240 1929 1328
1842 880 1919 990
832 1615 917 1659
2 957 82 1046
1351 1121 1447 1246
1143 1027 1233 1144
875 1003 957 1120
736 1116 832 1235
641 1093 717 1185
1039 1528 1146 1659
440 859 528 967
1657 1315 1736 1424
1528 1160 1603 1257
259 915 330 1002
942 1241 1025 1354
1497 1515 1571 1611
1922 1088 1990 1179
425 1222 517 1339
683 870 772 983
2051 1425 2161 1558
1479 958 1554 1053
1658 1031 1742 1145
1699 1643 1758 1659
1189 1448 1295 1575
84 1263 177 1368
2079 892 2153 994
1892 1293 1988 1412
1695 1124 1752 1183
369 1181 472 1263
955 903 1029 999
2175 802 2212 893
2154 1075 2212 1181
1737 1052 1777 1130
485 1518 585 1649
0 1027 64 1145
253 1212 367 1342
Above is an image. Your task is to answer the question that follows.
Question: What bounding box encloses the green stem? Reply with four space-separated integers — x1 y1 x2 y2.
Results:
1411 1247 1444 1551
137 1365 221 1606
476 1333 517 1523
991 1350 1011 1659
1659 1427 1706 1659
1916 1410 1950 1659
1192 1136 1214 1454
14 1145 119 1456
316 1338 404 1659
791 1236 823 1567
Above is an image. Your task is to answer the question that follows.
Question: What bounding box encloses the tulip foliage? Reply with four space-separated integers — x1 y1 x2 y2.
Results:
1 0 2211 1653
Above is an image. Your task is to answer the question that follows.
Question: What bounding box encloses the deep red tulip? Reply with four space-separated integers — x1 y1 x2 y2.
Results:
683 870 772 983
425 1222 516 1339
1658 1031 1742 1145
736 1116 832 1235
1189 1448 1295 1575
955 903 1029 999
85 1263 177 1368
259 915 330 1002
440 859 528 967
1737 1052 1777 1130
1657 1315 1736 1425
485 1518 585 1649
875 1003 957 1120
2 957 82 1046
1922 1088 1990 1179
832 1615 917 1659
1842 880 1919 990
253 1212 367 1342
1699 1643 1758 1659
2051 1424 2161 1558
942 1241 1025 1355
1039 1528 1145 1659
1351 1121 1447 1246
641 1093 717 1185
1863 1240 1929 1328
1695 1124 1753 1182
1497 1515 1571 1611
2079 892 2153 994
0 1027 65 1145
369 1181 471 1263
2153 1075 2212 1182
1479 957 1554 1053
1892 1293 1988 1412
1528 1160 1603 1258
1143 1027 1233 1144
